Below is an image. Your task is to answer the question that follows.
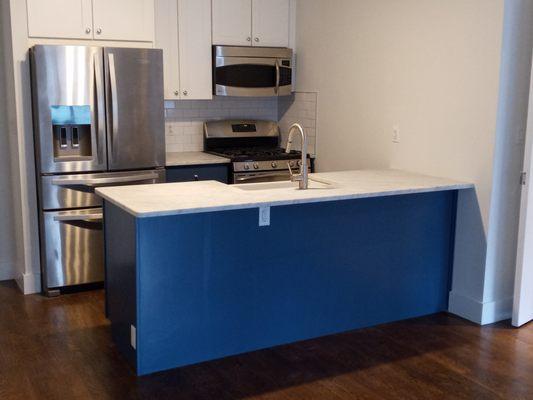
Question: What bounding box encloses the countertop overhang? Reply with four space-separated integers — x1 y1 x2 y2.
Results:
166 151 231 167
96 169 473 218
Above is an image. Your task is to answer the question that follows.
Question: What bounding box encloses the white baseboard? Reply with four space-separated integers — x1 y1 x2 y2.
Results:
449 291 513 325
16 272 41 295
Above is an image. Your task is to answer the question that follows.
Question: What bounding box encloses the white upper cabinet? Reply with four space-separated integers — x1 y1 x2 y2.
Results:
212 0 290 47
251 0 289 47
212 0 252 46
155 0 212 100
92 0 155 42
26 0 155 42
155 0 180 99
26 0 93 39
178 0 212 99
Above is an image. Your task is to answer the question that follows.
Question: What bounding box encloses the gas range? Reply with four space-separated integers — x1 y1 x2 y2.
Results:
207 147 304 172
204 120 310 184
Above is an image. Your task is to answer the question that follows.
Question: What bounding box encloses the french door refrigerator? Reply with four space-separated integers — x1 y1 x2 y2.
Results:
31 45 166 295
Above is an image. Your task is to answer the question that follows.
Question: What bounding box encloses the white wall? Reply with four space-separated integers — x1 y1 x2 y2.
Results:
0 1 18 281
294 0 508 324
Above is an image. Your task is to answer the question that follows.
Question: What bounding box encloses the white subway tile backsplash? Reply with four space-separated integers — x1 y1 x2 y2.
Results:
164 95 317 155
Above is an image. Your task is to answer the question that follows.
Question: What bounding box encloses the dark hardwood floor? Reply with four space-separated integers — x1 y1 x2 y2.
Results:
1 280 533 400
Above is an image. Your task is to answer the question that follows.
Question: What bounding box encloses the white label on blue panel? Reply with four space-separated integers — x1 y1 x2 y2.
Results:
259 206 270 226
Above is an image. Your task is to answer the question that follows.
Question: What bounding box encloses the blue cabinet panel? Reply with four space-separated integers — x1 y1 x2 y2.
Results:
166 164 229 183
105 190 457 375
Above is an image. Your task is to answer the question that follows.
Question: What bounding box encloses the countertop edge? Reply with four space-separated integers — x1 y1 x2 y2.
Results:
98 182 472 219
165 151 231 167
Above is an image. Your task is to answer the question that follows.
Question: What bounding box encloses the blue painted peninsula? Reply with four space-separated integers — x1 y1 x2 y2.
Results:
96 170 471 376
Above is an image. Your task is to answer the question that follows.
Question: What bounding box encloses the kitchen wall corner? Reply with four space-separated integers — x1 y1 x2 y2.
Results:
278 92 318 156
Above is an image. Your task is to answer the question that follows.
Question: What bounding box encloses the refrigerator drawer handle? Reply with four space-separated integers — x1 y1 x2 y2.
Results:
54 213 103 223
52 172 160 187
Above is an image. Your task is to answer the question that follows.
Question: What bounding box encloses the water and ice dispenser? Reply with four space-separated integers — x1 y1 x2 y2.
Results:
51 105 92 159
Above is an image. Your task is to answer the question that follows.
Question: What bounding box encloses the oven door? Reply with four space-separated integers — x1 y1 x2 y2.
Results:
233 171 292 184
214 57 292 97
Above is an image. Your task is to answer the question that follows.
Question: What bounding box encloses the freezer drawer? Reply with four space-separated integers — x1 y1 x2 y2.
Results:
43 208 104 289
40 169 165 210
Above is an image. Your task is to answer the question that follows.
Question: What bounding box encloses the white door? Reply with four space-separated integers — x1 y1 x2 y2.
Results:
92 0 155 42
178 0 212 100
154 0 180 99
26 0 93 39
251 0 290 47
514 58 533 327
212 0 252 46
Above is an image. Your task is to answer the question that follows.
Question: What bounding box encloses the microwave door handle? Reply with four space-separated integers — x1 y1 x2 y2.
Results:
275 59 280 95
108 53 119 158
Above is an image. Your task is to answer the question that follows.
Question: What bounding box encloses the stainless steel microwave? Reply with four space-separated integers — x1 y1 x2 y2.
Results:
213 45 293 97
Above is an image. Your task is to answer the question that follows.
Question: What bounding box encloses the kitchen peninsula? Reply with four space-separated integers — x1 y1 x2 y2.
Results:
97 170 472 376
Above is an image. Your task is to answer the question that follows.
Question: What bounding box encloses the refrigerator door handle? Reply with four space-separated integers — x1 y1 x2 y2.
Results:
53 212 103 223
108 53 119 158
51 172 160 187
94 54 105 166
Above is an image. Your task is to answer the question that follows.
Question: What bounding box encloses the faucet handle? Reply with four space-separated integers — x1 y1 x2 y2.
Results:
287 162 302 182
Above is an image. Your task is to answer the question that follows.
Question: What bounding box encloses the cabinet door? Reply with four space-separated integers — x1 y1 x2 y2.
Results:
92 0 155 42
155 0 180 99
178 0 212 99
252 0 290 47
212 0 252 46
27 0 93 39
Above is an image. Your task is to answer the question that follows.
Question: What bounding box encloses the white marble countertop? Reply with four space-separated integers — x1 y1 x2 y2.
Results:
96 170 473 218
166 151 230 167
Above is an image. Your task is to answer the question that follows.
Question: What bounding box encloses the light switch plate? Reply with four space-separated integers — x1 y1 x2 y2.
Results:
392 125 400 143
259 206 270 226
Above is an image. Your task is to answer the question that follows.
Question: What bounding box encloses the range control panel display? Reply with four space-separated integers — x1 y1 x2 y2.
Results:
232 123 257 133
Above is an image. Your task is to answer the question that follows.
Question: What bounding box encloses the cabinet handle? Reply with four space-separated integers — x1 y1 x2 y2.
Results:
85 27 91 34
194 174 199 181
247 37 251 42
254 37 260 42
96 28 102 34
183 90 188 96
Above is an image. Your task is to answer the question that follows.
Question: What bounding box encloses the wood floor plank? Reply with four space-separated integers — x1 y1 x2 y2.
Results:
1 281 533 399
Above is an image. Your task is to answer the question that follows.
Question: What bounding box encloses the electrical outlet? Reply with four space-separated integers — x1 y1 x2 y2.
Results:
259 206 270 226
392 125 400 143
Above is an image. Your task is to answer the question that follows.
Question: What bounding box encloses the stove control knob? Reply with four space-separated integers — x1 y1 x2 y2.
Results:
289 161 295 168
297 160 302 167
253 163 259 169
271 162 277 169
244 164 250 170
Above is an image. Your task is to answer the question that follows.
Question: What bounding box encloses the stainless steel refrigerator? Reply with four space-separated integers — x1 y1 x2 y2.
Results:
30 45 166 295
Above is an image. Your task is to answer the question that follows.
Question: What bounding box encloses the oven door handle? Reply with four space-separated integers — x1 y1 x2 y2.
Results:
235 172 290 182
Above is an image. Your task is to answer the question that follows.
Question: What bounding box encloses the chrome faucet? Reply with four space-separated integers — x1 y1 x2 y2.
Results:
285 123 309 189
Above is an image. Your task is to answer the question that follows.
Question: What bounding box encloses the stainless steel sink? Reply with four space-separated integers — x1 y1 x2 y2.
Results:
235 178 335 191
